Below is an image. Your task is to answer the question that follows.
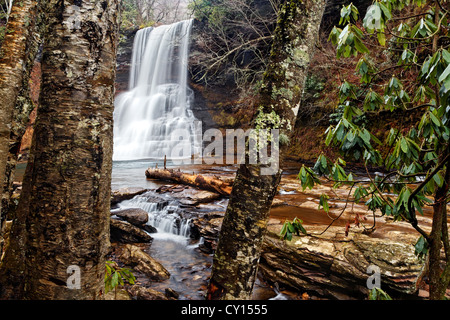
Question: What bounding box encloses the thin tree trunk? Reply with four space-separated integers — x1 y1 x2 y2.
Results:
0 0 39 249
429 156 450 300
1 7 43 244
0 0 119 299
207 0 326 300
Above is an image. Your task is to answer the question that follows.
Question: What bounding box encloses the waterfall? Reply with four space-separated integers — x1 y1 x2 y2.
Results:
113 19 200 161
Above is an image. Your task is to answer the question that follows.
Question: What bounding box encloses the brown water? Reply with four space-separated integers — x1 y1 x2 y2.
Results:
111 160 291 300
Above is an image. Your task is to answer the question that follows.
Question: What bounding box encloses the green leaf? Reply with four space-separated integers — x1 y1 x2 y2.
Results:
319 194 330 213
297 223 307 235
328 26 342 46
369 288 377 300
369 287 392 300
377 31 386 46
414 236 429 259
293 218 307 235
325 126 334 146
287 222 295 233
429 112 441 127
286 230 293 241
111 272 119 289
443 50 450 63
280 223 287 238
353 36 369 54
400 137 408 153
360 129 371 145
438 64 450 84
378 2 392 20
433 172 444 187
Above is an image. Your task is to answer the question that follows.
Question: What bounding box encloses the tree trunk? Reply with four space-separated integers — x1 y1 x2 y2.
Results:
428 156 450 300
207 0 326 300
0 0 119 299
0 0 39 250
1 7 43 248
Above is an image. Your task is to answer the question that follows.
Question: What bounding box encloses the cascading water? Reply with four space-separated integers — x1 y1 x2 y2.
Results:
115 192 193 243
113 19 201 161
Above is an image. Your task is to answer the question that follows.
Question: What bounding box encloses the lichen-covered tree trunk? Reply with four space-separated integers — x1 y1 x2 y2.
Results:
207 0 326 300
0 0 39 251
0 0 119 299
1 7 43 248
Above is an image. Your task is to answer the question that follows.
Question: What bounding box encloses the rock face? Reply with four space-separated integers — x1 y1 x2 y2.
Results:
115 28 138 95
117 244 170 281
259 223 424 300
166 188 221 206
191 214 426 299
110 219 153 244
113 208 149 227
192 212 224 253
127 285 169 300
111 187 148 206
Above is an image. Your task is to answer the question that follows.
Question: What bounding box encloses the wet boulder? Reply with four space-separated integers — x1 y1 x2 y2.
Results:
111 187 148 206
191 212 224 254
110 219 153 244
117 244 170 281
113 208 149 227
259 222 425 299
127 285 169 300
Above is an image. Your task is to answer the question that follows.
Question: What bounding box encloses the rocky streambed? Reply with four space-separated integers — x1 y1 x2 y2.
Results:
108 162 449 300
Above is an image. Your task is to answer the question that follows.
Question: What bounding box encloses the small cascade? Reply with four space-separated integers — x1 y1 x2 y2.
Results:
117 192 193 242
113 19 201 161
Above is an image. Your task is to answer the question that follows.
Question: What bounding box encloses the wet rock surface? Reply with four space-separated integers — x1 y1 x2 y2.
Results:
259 222 424 300
117 244 171 282
109 165 449 300
113 208 149 227
110 219 153 244
127 285 170 300
111 187 148 207
184 173 437 299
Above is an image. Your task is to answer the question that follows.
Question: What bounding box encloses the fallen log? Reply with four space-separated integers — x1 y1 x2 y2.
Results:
145 168 232 196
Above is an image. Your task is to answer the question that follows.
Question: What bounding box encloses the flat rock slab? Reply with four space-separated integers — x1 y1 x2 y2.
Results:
259 223 424 299
158 185 221 206
113 208 149 227
111 187 148 205
110 218 153 244
117 244 170 281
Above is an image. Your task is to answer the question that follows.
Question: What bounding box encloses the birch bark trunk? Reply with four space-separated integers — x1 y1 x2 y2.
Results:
0 0 39 249
0 0 119 299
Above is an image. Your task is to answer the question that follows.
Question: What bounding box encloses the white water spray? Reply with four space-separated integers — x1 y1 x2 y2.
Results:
113 19 200 161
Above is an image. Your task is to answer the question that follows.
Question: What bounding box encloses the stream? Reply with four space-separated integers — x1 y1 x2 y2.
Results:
111 159 281 300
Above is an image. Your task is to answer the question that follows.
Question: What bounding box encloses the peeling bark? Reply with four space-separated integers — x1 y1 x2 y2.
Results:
0 0 119 299
1 8 43 238
207 0 326 300
0 0 39 252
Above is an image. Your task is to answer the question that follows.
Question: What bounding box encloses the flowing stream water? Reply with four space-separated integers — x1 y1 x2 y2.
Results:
112 160 278 300
111 20 280 300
